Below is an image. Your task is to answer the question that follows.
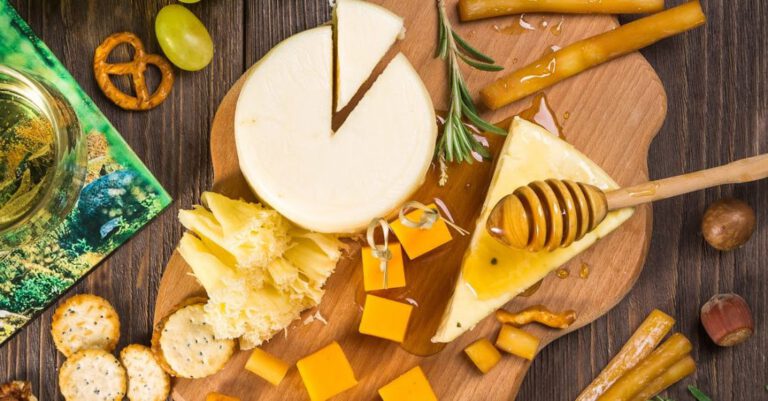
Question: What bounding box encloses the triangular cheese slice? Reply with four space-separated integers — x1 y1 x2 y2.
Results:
235 26 435 233
432 118 634 343
334 0 404 112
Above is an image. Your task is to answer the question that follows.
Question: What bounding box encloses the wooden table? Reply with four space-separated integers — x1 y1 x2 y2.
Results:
1 1 766 400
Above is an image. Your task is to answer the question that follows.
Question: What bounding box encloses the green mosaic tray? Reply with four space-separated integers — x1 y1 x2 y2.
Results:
0 0 172 345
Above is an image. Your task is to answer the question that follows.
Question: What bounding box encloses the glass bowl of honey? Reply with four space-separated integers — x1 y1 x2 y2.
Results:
0 65 86 253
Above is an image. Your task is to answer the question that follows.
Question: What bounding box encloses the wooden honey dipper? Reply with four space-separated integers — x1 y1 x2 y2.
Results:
486 154 768 251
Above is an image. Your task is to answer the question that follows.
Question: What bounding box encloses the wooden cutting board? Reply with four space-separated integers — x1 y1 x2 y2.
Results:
154 1 667 400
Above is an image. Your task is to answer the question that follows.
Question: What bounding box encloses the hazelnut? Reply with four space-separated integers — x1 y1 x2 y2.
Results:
0 381 38 401
700 293 754 347
701 198 755 251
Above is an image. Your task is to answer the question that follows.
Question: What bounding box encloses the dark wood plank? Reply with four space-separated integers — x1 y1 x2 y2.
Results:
2 0 767 400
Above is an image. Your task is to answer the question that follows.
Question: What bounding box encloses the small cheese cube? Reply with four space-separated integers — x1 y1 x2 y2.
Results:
464 338 502 373
297 341 357 401
362 244 406 291
378 366 438 401
390 203 452 259
206 393 240 401
495 324 540 361
358 294 413 343
244 347 290 386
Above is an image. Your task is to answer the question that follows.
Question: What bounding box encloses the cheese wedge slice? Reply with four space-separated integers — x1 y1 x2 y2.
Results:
235 26 436 233
334 0 404 112
432 118 634 343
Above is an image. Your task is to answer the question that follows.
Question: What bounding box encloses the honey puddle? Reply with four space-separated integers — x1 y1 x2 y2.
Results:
490 93 566 139
518 93 564 139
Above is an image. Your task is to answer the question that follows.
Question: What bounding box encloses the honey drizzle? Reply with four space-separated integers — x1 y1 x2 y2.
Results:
492 14 567 37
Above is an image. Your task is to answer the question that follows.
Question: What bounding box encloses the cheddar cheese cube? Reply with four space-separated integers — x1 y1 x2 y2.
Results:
206 393 240 401
359 294 413 343
390 203 452 259
464 338 502 373
362 243 406 291
244 347 290 386
495 324 540 361
297 341 357 401
378 366 438 401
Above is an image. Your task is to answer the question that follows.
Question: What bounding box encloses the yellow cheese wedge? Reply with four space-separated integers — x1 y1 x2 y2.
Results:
432 118 634 343
244 348 290 386
390 203 453 259
362 244 406 291
334 0 404 112
378 366 438 401
359 294 413 343
297 342 357 401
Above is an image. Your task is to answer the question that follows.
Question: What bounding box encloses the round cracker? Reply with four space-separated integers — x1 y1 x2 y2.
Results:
59 349 127 401
119 344 170 401
151 301 235 379
51 294 120 357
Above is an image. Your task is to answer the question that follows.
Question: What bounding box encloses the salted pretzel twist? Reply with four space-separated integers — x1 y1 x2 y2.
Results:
93 32 174 111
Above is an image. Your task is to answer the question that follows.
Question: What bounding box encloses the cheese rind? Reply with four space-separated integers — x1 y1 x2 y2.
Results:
235 26 436 234
432 118 634 343
334 0 404 112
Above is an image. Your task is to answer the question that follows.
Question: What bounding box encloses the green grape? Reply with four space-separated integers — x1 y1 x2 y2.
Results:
155 4 213 71
179 0 201 3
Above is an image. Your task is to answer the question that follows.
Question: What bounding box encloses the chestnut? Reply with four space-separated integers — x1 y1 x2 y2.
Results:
701 198 755 251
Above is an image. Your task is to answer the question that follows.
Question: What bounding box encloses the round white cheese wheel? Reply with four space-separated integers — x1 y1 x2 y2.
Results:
234 26 436 233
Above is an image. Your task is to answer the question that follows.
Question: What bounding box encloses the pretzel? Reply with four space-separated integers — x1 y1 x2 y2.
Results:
93 32 174 110
496 305 577 329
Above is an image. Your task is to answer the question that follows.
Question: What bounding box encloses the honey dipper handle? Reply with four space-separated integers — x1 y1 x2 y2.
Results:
606 154 768 210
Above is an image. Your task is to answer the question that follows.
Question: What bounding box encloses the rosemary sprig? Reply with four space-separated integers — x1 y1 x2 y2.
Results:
435 0 506 186
687 386 712 401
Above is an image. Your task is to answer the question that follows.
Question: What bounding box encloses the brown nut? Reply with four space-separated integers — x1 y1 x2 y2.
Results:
0 381 38 401
701 293 754 347
701 198 755 251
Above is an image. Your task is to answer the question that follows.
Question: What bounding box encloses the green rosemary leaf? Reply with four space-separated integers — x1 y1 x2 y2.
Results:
470 136 492 159
688 386 712 401
458 77 477 113
452 30 496 64
458 52 505 71
463 100 507 135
